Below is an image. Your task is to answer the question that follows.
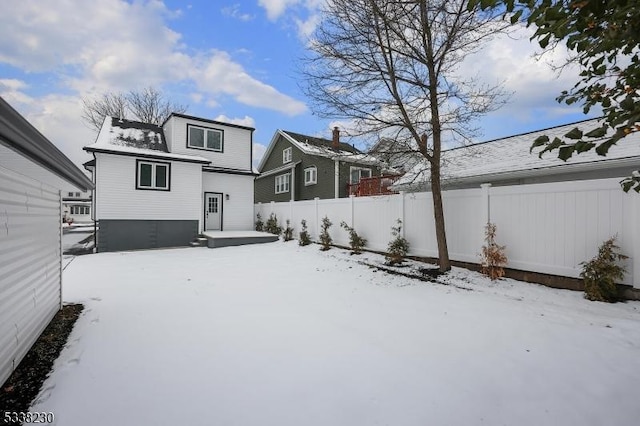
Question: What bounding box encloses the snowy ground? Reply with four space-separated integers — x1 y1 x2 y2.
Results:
32 242 640 426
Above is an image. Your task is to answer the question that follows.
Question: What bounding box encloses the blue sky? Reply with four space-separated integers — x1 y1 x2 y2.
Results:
0 0 597 169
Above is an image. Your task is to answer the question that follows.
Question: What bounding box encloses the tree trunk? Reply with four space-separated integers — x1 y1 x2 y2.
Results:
429 162 451 272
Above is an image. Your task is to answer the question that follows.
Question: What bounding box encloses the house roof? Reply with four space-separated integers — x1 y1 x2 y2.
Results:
0 96 93 191
84 116 210 164
393 118 640 190
163 112 255 131
257 129 382 172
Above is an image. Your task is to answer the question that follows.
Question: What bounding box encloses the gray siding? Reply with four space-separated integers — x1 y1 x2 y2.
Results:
0 162 61 386
97 219 198 252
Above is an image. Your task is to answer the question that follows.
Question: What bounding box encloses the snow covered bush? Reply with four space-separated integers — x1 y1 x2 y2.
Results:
386 219 409 265
255 213 264 232
480 223 507 280
340 221 367 254
299 219 311 246
581 236 627 302
319 216 333 251
265 213 282 235
283 220 294 242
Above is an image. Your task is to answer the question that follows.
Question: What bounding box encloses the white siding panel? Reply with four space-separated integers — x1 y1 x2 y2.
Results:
202 172 254 231
0 163 61 386
164 116 252 171
95 153 201 221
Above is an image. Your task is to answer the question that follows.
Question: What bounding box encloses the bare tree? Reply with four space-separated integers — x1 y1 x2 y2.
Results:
82 92 127 131
82 86 188 131
301 0 510 272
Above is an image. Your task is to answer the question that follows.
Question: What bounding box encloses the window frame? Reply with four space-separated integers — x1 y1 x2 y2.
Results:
186 124 224 152
304 166 317 186
349 166 372 184
70 205 90 215
275 173 290 194
282 147 292 164
136 160 171 191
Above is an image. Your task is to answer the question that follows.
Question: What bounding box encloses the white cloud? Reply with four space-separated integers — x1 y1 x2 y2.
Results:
258 0 300 21
0 79 33 105
252 143 268 168
457 25 582 122
221 4 255 21
214 114 256 128
192 51 307 116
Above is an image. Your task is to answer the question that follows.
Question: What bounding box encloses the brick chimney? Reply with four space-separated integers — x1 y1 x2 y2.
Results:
332 126 340 149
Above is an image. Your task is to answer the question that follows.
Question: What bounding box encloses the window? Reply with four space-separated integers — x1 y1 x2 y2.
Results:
70 206 90 215
275 173 290 194
187 125 223 152
350 167 371 184
304 167 317 185
137 160 170 191
75 192 81 197
67 192 74 197
283 147 292 163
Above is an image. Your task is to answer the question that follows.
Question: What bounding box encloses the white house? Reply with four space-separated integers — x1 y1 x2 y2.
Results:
83 113 256 252
0 96 93 386
62 188 92 223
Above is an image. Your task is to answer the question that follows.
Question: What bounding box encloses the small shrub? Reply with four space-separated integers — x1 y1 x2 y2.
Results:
386 219 409 265
319 216 333 251
283 220 294 242
265 213 282 235
340 221 367 254
480 223 508 280
299 219 311 246
581 236 627 302
255 213 264 232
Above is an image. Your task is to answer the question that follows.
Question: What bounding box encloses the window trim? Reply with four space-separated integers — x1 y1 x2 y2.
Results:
282 147 292 164
275 173 290 194
349 166 372 184
186 123 225 152
304 166 317 186
136 160 171 191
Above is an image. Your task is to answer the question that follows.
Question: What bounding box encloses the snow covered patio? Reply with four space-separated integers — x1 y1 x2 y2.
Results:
32 243 640 425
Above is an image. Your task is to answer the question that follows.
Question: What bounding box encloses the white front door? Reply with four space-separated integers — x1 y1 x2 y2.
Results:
205 193 222 231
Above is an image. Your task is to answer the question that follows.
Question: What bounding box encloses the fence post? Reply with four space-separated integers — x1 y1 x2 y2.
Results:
481 183 492 224
633 194 640 289
289 199 293 224
399 191 406 238
314 197 320 238
350 195 355 227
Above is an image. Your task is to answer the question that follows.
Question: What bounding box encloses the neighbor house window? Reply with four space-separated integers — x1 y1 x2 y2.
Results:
68 192 74 197
70 206 90 215
188 124 223 152
350 167 371 184
137 160 170 191
304 166 317 185
283 147 292 163
275 173 290 194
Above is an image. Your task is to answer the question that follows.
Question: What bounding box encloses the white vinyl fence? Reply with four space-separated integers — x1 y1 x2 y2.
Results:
256 177 640 288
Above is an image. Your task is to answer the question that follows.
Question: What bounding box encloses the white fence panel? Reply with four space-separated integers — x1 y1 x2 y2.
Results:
403 192 438 258
317 198 352 246
353 195 401 252
442 188 485 264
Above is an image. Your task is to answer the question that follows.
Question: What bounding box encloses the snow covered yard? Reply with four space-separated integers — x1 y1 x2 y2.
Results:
31 243 640 426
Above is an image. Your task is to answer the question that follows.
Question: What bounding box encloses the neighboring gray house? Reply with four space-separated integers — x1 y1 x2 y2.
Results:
0 96 93 387
255 127 386 202
369 137 422 174
393 118 640 191
84 113 256 252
